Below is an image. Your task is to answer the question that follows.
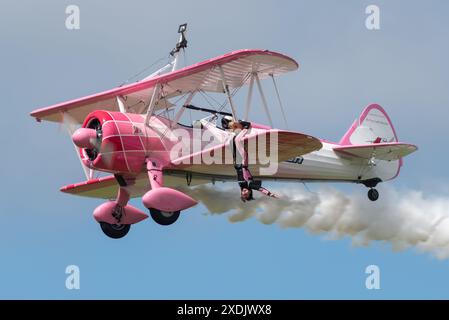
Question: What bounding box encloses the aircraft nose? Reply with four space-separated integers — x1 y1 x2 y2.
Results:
72 128 98 149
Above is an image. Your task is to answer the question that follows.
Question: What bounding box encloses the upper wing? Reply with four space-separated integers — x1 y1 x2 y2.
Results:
334 142 417 161
30 49 298 124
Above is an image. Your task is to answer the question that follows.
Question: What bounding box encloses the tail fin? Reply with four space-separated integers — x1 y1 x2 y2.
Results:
337 104 419 182
339 104 398 146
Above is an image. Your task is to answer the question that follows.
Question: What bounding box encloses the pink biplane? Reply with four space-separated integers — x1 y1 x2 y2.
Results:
30 24 417 239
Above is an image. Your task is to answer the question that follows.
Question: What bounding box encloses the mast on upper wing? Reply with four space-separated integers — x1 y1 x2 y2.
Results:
170 23 188 71
143 23 188 80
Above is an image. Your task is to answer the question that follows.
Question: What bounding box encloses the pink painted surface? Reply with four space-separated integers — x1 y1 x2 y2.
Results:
76 110 155 174
250 123 271 130
93 201 148 225
142 187 198 212
72 128 97 149
339 119 358 147
146 160 166 189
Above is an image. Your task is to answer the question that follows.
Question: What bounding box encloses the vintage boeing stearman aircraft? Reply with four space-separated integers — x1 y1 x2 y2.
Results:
31 24 417 239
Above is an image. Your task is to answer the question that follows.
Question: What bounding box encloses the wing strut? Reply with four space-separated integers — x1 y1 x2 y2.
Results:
172 91 196 127
270 74 288 129
218 66 238 120
145 82 161 126
244 73 255 121
254 73 274 127
116 96 126 113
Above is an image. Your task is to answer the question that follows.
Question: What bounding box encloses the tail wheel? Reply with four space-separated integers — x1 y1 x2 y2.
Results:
149 208 180 226
100 222 130 239
367 188 379 201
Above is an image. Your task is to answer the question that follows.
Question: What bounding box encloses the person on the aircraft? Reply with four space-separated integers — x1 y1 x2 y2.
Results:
221 115 251 132
221 116 277 202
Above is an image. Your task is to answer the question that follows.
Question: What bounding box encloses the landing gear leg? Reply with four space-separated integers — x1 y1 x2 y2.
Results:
367 188 379 201
98 187 132 239
142 159 197 225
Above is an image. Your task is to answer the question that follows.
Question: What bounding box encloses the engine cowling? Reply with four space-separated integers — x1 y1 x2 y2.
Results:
72 110 147 174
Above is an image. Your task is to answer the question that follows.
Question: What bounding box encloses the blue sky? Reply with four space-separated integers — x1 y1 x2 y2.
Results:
1 0 449 299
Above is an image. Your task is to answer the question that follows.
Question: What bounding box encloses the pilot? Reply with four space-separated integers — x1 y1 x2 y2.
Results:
221 115 251 132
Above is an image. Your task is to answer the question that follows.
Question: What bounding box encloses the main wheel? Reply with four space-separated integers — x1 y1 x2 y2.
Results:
149 208 180 226
367 188 379 201
100 222 130 239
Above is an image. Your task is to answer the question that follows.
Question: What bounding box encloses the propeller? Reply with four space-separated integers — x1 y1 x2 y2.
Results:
60 112 80 136
61 112 100 150
60 112 103 179
59 112 93 179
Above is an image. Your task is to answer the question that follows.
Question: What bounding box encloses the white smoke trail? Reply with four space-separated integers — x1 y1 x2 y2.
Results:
186 184 449 259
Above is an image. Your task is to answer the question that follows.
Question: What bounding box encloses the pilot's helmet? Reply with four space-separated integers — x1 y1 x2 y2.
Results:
221 115 233 129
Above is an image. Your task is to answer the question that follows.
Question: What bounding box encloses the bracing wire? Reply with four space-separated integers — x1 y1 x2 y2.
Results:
271 74 289 130
302 182 318 194
119 55 168 86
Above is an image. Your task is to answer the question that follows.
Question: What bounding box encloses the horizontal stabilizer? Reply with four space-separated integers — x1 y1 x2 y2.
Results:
334 142 417 161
